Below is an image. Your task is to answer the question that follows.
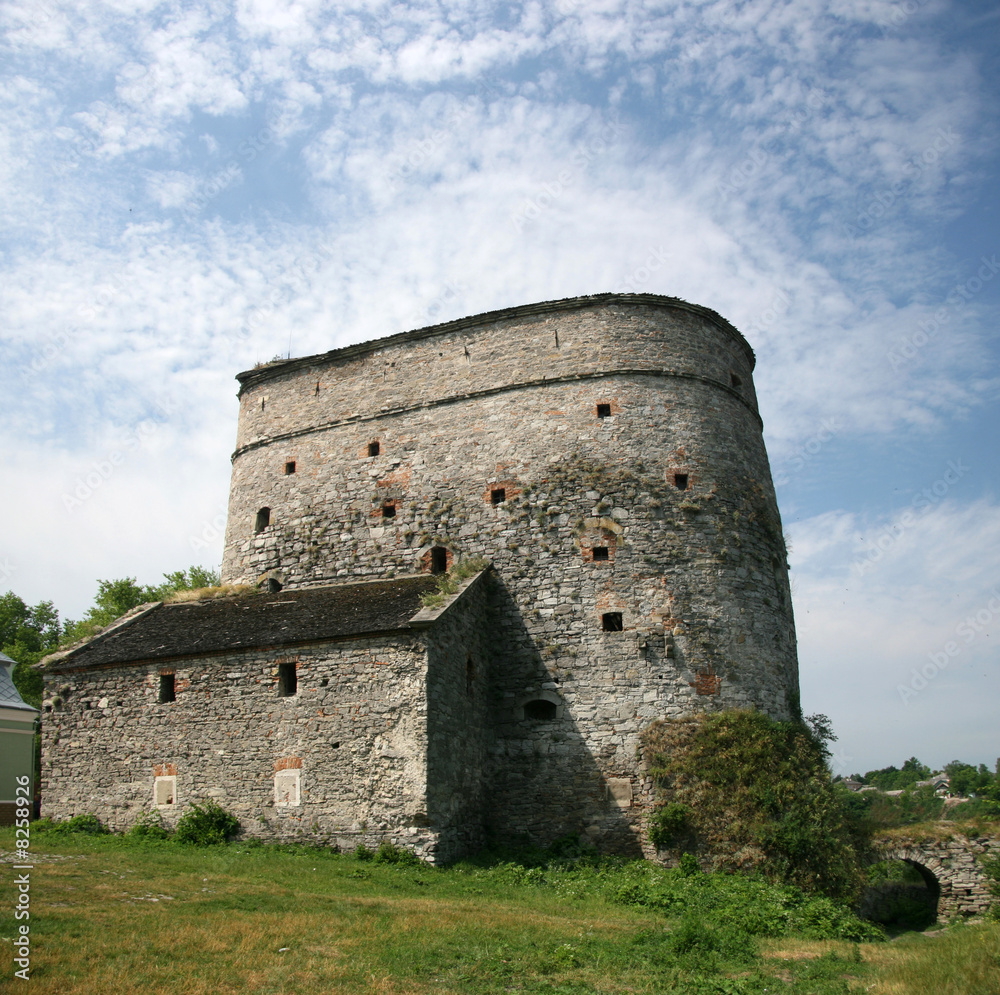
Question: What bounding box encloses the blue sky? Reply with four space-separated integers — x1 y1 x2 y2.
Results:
1 0 997 776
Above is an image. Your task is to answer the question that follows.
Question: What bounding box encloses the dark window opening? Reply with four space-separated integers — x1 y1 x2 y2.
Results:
254 507 270 532
315 382 320 394
382 503 396 518
596 403 611 418
602 612 624 631
592 546 609 561
491 487 506 505
730 373 742 387
674 473 689 490
267 578 283 593
524 699 557 721
320 678 329 687
368 441 380 457
159 674 175 703
466 657 475 696
430 546 448 574
277 663 297 697
285 461 296 474
331 741 340 748
261 398 265 411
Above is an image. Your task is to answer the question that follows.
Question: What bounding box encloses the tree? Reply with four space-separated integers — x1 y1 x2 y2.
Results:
1 592 63 708
62 566 221 643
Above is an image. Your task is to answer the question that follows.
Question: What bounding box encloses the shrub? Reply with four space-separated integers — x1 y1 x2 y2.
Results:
372 841 422 866
173 800 240 845
34 813 108 835
642 710 868 900
648 803 690 849
125 810 171 841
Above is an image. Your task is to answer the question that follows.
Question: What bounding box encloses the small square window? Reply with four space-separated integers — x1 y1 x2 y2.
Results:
277 662 297 697
368 441 380 457
382 503 396 518
592 547 609 561
596 403 611 418
284 461 296 474
674 473 689 490
255 507 270 532
159 674 175 703
601 612 623 631
730 373 743 388
491 488 506 505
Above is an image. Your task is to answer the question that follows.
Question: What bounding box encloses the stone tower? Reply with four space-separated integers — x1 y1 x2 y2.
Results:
220 293 798 850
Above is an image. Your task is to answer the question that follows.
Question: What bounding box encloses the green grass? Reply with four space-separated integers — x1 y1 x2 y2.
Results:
2 828 998 994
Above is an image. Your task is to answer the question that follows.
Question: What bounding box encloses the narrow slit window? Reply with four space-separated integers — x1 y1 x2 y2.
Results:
255 507 270 532
277 662 297 697
466 657 475 696
592 546 609 561
596 403 611 418
491 487 506 505
602 612 623 631
284 461 296 474
159 673 175 703
430 546 448 574
673 473 689 490
368 441 380 457
382 503 396 518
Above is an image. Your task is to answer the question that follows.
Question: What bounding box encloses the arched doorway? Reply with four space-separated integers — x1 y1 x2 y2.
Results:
860 857 939 931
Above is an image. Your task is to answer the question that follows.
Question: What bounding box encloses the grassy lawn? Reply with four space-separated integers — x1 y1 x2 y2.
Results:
2 828 998 994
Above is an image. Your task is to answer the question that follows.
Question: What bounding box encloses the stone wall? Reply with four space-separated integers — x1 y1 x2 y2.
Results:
874 833 1000 919
40 634 442 855
219 296 799 850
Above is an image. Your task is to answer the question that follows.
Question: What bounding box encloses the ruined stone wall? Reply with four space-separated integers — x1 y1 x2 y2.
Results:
40 635 442 856
220 296 798 850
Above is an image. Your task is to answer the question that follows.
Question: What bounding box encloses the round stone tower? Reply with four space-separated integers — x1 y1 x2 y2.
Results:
222 293 799 850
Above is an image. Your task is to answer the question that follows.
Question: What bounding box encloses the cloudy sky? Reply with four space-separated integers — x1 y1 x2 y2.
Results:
2 0 997 775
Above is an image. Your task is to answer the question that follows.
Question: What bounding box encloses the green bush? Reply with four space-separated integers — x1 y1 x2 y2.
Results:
642 710 868 900
33 813 108 835
173 800 240 845
372 841 422 866
648 803 691 848
124 810 171 841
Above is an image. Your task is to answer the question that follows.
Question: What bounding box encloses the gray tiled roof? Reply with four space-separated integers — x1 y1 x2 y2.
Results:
1 652 39 712
43 576 441 672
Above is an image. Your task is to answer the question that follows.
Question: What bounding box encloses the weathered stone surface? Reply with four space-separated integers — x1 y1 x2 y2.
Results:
42 294 800 861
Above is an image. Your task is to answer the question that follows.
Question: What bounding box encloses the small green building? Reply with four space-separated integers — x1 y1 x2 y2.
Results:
0 651 39 825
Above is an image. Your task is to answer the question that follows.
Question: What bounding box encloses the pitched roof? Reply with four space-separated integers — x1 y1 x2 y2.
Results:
42 576 442 672
1 652 39 712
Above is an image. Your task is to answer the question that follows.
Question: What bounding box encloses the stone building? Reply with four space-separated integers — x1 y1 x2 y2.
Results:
40 293 799 861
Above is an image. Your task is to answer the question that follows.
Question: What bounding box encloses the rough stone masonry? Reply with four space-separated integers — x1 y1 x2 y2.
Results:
41 293 799 862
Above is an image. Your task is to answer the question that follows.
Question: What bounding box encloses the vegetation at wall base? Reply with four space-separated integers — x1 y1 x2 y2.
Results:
4 824 998 994
642 710 868 901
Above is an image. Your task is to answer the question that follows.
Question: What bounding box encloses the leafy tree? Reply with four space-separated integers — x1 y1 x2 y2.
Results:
1 591 63 708
862 757 931 791
62 566 221 643
945 760 996 798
